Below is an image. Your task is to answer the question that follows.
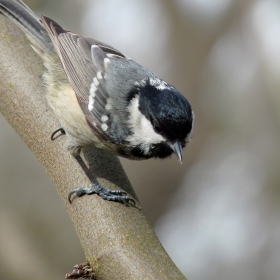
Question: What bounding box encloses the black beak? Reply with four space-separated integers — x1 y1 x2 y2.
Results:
169 142 183 163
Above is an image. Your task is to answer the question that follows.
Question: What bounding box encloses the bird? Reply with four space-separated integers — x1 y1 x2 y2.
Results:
0 0 194 205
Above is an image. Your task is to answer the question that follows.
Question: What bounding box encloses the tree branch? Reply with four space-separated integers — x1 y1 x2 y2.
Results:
0 15 186 279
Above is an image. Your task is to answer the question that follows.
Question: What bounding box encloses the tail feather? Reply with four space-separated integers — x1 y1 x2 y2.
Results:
0 0 53 53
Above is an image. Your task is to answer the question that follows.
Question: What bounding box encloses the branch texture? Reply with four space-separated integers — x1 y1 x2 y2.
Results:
0 15 186 279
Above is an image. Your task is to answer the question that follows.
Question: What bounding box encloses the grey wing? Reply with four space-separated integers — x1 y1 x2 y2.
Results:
41 16 127 141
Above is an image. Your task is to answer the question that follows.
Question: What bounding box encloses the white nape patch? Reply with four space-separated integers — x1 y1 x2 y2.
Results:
88 95 95 111
90 83 97 97
126 97 165 155
93 77 99 86
104 58 110 68
105 98 112 110
101 123 108 131
101 115 109 122
149 77 170 90
97 72 103 80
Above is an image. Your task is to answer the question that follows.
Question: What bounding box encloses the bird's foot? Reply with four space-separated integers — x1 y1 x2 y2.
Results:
68 184 135 206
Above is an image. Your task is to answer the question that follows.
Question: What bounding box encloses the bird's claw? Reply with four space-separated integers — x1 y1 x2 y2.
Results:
68 186 135 206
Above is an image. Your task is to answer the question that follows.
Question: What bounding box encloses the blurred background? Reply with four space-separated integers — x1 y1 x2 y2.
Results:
0 0 280 279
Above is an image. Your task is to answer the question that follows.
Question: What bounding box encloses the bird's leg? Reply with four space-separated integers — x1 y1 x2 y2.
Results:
50 129 133 205
68 154 135 206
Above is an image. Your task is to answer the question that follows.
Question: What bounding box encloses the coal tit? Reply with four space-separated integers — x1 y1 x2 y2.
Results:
0 0 194 205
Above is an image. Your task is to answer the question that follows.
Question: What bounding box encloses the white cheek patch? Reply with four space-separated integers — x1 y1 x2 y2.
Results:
126 97 165 155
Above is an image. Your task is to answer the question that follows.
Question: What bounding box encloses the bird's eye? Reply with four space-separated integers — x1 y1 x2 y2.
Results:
154 125 162 134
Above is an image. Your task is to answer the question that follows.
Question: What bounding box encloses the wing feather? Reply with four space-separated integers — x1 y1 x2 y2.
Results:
41 16 125 141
